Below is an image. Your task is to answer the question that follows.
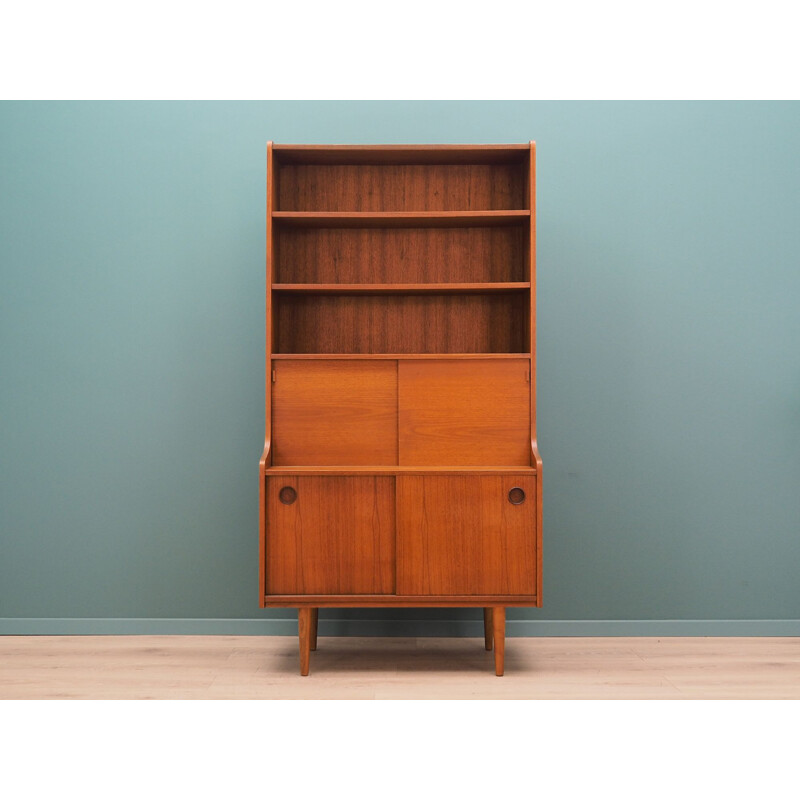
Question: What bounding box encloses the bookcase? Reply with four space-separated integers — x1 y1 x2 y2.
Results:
259 144 542 676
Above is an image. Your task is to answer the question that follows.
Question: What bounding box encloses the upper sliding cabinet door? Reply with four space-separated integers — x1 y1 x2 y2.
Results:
272 360 398 466
398 359 530 466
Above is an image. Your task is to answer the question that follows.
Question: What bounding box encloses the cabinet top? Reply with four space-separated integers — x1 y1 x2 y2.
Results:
270 143 534 165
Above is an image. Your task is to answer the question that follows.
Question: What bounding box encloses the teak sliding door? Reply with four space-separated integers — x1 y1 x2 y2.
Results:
272 360 397 465
265 476 395 594
398 359 530 466
396 475 537 596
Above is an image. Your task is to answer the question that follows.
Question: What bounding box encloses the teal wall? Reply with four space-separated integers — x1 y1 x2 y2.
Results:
2 102 799 636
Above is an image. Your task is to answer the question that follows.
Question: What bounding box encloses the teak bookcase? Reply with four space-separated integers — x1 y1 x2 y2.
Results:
259 143 542 676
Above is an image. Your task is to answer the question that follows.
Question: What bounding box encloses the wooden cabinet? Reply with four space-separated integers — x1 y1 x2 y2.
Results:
259 144 543 676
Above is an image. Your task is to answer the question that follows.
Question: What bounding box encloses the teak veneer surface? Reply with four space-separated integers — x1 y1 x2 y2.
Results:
260 143 541 676
272 211 529 228
265 476 395 595
398 359 530 465
272 144 530 165
275 226 525 284
396 475 537 596
274 293 528 354
272 360 397 466
277 164 525 211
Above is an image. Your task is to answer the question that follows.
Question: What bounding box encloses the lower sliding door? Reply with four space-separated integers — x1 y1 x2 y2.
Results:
265 476 395 594
396 475 537 596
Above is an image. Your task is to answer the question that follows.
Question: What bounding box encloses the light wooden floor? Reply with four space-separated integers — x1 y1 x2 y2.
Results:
1 635 799 699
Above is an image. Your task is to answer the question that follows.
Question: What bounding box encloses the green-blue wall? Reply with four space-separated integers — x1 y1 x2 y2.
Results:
2 102 799 636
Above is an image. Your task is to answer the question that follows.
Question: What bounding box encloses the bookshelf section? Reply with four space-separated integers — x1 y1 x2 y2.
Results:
275 224 527 284
273 291 529 354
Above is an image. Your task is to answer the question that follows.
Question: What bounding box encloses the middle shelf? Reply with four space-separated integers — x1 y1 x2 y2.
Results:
272 290 530 354
272 282 530 295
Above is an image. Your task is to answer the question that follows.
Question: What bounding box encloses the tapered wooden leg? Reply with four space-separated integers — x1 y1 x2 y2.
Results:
492 607 505 676
483 608 493 650
298 608 312 676
310 608 318 651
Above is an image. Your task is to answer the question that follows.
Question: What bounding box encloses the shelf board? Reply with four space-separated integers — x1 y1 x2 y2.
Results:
272 144 531 165
272 210 530 229
272 282 530 295
270 353 531 360
265 466 537 475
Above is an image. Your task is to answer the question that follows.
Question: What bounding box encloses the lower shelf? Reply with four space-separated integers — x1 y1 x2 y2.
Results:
264 595 539 608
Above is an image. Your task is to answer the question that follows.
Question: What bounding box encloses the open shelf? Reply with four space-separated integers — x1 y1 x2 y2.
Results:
272 211 530 228
270 353 532 360
272 282 530 295
273 292 528 354
275 225 526 284
272 144 530 165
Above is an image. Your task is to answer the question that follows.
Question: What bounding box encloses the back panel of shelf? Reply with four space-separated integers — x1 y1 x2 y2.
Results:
275 225 527 284
273 291 529 354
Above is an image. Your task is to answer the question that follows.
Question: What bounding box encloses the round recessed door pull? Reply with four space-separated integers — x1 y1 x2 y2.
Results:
508 487 526 505
279 486 297 505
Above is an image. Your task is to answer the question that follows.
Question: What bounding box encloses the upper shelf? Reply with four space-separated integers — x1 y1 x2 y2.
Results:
271 211 531 229
272 144 531 165
272 283 530 295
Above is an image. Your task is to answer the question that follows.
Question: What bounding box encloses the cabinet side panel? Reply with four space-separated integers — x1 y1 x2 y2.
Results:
266 476 396 594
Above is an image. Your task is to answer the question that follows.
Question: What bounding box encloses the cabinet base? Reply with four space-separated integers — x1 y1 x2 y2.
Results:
295 606 507 676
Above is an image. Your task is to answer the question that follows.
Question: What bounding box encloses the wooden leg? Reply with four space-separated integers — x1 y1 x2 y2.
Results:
310 608 318 651
483 608 493 651
298 608 312 676
492 607 505 676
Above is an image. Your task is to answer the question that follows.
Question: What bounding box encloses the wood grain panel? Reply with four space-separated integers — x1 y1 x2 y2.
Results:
278 164 525 211
396 475 537 595
266 476 395 594
398 359 530 465
273 144 530 165
274 294 527 354
276 226 525 283
272 360 397 465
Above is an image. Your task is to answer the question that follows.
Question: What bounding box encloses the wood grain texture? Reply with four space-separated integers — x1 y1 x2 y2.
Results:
277 164 525 211
275 294 527 354
529 141 543 607
263 595 537 607
298 607 312 675
259 140 276 607
272 283 529 294
272 211 529 228
265 477 395 595
271 353 531 361
310 608 318 651
493 607 506 676
276 225 525 283
396 475 537 596
273 144 530 165
484 608 493 650
398 359 530 465
272 360 397 466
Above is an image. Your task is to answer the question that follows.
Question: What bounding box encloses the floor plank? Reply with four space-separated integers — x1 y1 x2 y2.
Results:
1 636 798 699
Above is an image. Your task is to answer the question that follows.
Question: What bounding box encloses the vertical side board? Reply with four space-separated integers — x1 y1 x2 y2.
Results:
529 140 543 606
259 141 276 607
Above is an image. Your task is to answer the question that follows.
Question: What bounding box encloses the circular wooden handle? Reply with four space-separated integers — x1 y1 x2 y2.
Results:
279 486 297 505
508 487 526 505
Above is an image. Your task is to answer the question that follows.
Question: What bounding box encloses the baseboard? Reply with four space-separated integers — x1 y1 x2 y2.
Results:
1 618 799 636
